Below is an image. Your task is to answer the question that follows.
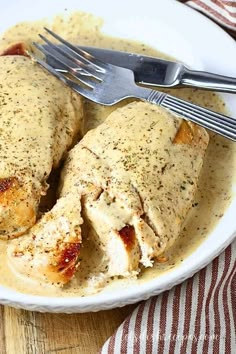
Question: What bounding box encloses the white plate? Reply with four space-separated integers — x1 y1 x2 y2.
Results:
0 0 236 313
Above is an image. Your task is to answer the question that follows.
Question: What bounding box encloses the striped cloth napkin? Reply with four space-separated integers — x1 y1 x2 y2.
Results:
101 242 235 353
180 0 236 33
100 2 236 353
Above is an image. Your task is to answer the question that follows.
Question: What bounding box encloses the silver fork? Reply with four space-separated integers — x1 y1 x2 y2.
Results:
32 28 236 142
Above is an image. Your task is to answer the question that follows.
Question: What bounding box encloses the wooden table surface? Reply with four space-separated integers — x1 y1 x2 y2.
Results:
0 304 136 353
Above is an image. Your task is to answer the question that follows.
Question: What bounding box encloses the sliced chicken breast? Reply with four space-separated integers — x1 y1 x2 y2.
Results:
59 102 209 278
0 45 83 239
8 101 209 285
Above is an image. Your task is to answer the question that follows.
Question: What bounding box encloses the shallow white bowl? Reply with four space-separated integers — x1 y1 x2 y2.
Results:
0 0 236 313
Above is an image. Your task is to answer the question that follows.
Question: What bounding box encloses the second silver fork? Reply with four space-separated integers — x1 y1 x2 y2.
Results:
32 28 236 142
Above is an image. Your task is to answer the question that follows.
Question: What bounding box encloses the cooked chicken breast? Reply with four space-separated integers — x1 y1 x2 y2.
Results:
7 101 209 285
59 102 209 277
0 46 83 239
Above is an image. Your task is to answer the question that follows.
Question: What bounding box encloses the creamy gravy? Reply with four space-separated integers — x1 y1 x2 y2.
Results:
0 12 235 297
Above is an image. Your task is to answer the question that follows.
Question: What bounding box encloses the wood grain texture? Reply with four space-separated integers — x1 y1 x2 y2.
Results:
0 304 136 354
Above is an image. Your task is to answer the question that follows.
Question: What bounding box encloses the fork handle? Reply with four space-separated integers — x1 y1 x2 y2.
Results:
181 68 236 93
145 90 236 141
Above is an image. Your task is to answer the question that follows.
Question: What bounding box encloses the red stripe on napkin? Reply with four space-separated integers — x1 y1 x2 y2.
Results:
133 302 145 353
224 258 235 352
180 278 194 353
169 285 181 353
107 330 116 353
158 292 169 354
231 270 236 329
120 314 130 353
190 269 206 353
222 1 236 6
202 258 219 353
145 297 156 353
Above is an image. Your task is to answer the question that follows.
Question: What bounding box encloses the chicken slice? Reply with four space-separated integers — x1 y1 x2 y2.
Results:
7 101 209 285
0 45 83 239
7 193 83 285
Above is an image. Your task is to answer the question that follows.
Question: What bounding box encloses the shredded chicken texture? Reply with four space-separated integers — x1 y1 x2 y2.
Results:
0 47 83 239
8 102 209 285
8 193 83 285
